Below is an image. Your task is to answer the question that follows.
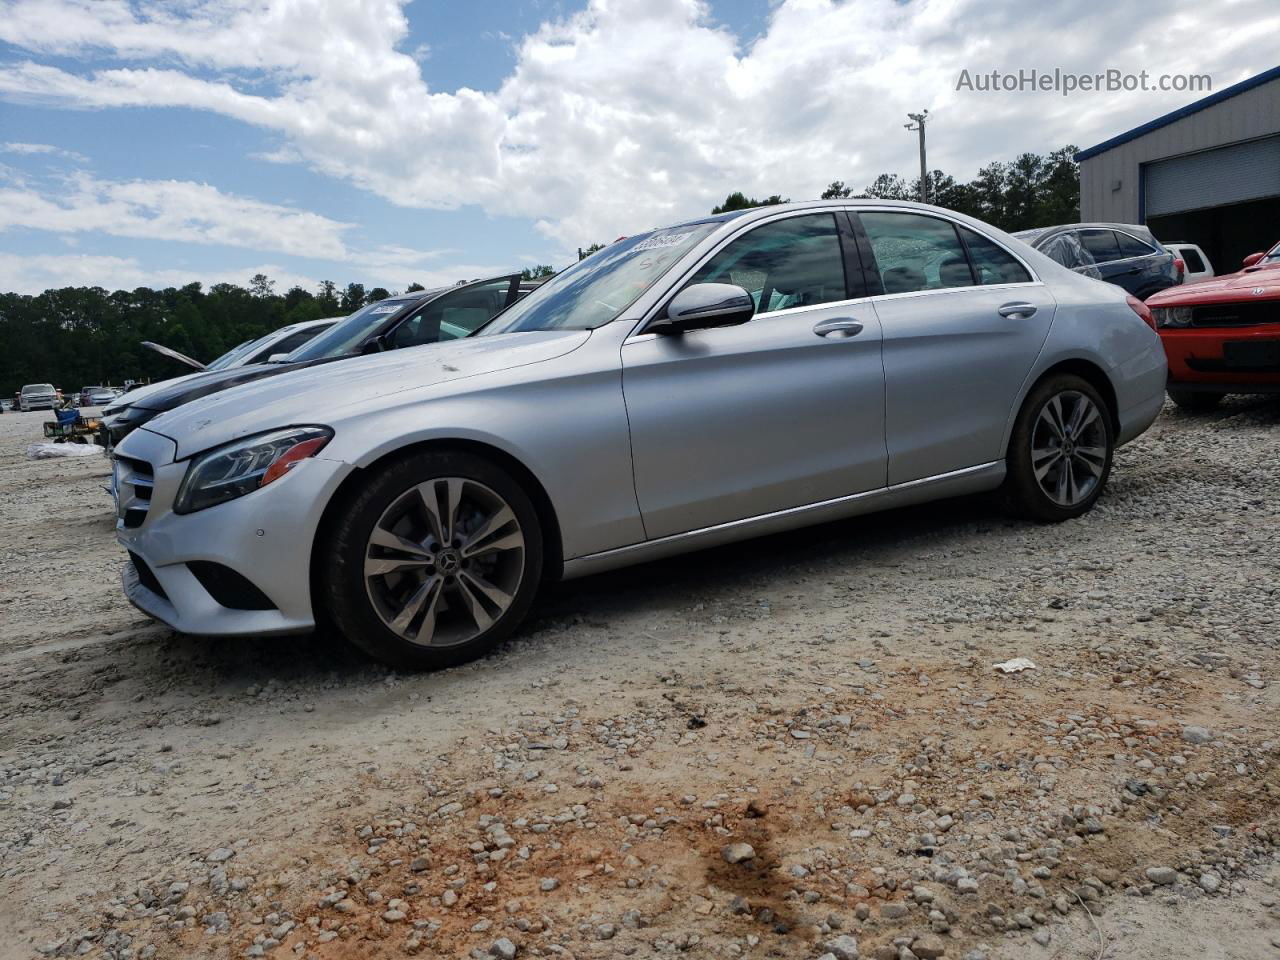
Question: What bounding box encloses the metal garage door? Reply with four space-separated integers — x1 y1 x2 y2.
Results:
1144 135 1280 217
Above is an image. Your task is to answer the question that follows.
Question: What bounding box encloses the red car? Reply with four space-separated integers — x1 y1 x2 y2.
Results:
1147 240 1280 411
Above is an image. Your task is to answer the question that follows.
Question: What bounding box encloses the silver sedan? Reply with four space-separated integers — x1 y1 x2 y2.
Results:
112 200 1167 669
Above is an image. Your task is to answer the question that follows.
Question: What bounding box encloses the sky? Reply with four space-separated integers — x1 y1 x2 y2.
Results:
0 0 1276 297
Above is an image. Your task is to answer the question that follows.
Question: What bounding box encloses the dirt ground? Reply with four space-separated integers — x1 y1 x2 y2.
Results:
1 401 1277 960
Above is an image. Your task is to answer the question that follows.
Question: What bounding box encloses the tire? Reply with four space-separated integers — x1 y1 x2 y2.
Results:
1002 373 1114 522
1168 389 1223 413
321 450 543 670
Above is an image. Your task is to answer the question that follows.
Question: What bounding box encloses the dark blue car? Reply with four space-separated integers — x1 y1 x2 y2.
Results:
1013 222 1182 300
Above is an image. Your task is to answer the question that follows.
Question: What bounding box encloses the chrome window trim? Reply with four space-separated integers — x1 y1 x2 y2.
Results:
870 280 1047 305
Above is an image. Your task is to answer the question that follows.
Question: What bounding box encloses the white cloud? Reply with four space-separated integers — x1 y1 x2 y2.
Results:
0 0 1277 255
1 140 86 162
0 173 354 259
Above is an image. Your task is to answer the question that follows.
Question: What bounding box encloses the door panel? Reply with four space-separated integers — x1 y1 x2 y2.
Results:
622 304 887 539
873 285 1055 484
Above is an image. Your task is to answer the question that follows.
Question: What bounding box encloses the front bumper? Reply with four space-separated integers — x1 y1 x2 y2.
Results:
114 427 351 637
1161 325 1280 389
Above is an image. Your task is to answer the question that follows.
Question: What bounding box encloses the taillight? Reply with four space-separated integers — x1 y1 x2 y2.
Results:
1126 295 1157 331
1173 258 1185 278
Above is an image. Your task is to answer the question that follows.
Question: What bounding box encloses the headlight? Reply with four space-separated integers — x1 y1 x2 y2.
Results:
175 426 333 514
1151 306 1193 328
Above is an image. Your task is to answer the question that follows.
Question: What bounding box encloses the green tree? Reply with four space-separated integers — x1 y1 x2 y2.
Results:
520 265 554 280
821 181 852 199
367 287 391 303
857 173 912 200
249 273 275 298
316 280 339 314
405 282 426 292
340 283 366 312
710 192 787 214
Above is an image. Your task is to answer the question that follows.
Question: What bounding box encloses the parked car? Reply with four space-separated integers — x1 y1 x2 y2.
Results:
19 383 59 411
100 316 340 442
1161 242 1215 284
101 277 528 448
80 386 121 407
1013 223 1181 299
1146 239 1280 411
113 200 1166 670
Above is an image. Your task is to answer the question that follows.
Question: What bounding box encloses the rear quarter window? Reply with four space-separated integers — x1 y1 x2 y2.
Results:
1116 232 1157 258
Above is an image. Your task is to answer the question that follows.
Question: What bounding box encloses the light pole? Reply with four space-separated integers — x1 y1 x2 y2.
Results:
905 110 929 203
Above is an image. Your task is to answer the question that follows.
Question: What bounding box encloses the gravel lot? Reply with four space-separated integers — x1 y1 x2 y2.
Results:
1 401 1278 960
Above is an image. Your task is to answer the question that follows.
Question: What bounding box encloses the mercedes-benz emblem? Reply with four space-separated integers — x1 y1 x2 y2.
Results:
1252 287 1266 295
436 549 461 574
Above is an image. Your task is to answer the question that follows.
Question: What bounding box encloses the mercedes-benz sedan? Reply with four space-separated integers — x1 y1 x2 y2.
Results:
113 200 1166 669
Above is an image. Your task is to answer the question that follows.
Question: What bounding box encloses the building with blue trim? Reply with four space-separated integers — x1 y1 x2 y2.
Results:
1076 66 1280 272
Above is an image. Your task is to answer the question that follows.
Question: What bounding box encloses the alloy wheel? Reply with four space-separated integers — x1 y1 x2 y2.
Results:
1030 390 1108 507
364 477 525 647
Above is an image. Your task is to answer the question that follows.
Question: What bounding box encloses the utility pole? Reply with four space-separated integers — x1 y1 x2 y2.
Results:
904 110 929 204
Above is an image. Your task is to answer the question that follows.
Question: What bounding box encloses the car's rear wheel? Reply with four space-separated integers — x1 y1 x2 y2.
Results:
322 450 543 670
1002 373 1114 522
1168 389 1223 413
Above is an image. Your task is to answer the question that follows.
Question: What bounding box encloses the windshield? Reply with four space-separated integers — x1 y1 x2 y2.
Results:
206 340 257 371
479 222 721 336
1265 241 1280 263
24 384 54 394
286 299 413 362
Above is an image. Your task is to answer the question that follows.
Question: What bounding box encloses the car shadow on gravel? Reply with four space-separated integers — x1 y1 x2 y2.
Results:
1164 393 1280 423
534 491 1005 622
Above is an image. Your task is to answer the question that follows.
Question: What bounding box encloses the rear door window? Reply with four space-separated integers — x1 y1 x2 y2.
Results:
1077 229 1122 264
859 212 975 294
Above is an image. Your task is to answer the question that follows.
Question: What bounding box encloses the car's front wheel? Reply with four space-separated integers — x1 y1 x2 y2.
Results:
321 450 543 670
1168 389 1223 413
1002 373 1114 522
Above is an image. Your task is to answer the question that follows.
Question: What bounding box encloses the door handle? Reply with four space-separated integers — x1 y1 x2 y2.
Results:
997 301 1037 320
812 317 863 338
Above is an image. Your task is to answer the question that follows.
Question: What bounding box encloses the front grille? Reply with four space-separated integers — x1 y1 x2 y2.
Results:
128 551 168 601
1191 302 1278 328
187 562 276 611
113 455 155 527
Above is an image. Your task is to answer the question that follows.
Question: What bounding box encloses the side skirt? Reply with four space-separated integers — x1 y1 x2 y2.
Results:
560 461 1005 580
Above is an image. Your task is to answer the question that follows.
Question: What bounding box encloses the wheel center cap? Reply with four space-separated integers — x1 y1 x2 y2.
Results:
436 549 461 574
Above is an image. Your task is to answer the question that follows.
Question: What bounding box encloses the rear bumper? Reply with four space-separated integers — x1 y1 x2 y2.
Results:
1161 326 1280 389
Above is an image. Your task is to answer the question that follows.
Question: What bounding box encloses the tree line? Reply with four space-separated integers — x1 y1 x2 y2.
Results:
709 144 1081 233
0 271 557 397
2 145 1079 396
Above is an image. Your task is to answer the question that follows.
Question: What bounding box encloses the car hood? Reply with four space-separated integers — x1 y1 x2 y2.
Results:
1148 261 1280 305
126 362 304 414
104 371 211 414
143 330 590 459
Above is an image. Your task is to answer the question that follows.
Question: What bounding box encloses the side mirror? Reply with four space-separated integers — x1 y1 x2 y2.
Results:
1242 252 1266 268
650 283 755 335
